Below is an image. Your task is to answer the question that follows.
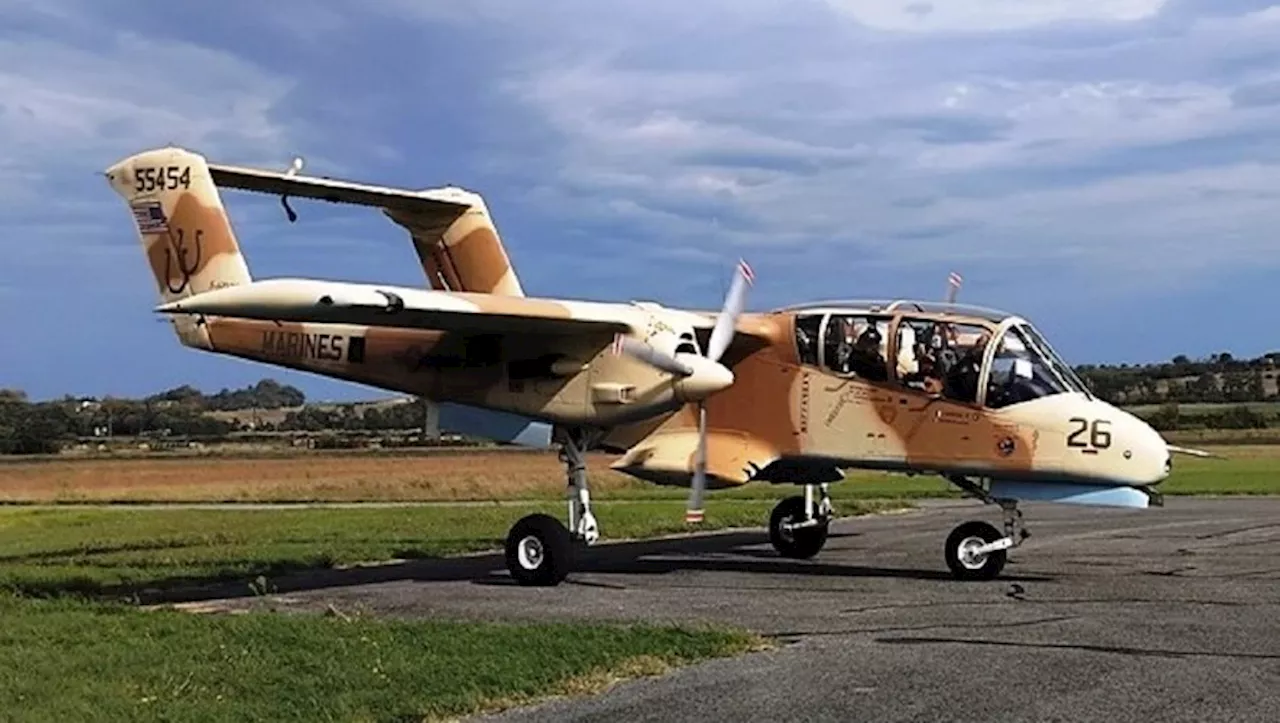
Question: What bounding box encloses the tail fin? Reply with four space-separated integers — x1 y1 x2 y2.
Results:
388 187 524 296
104 146 252 347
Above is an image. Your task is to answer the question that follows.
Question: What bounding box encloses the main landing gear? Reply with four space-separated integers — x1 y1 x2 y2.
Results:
504 427 600 586
768 483 834 559
943 475 1030 581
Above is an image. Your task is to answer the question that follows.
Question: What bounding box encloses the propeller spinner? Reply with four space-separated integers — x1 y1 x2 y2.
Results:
612 259 755 524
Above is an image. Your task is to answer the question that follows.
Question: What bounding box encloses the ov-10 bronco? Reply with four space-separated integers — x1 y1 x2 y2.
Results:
104 145 1209 586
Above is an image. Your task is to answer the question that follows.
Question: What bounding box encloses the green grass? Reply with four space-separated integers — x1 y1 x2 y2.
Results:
0 592 762 722
0 502 788 720
0 499 903 598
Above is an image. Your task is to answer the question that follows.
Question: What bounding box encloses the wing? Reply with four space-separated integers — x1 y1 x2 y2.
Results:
155 278 637 338
207 161 472 224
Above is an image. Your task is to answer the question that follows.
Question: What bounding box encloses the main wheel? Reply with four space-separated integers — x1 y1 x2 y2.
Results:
944 520 1007 581
505 513 573 586
769 495 829 559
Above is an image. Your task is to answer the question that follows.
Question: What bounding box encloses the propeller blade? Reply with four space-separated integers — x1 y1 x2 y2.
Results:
706 259 754 362
612 333 695 377
684 258 754 524
946 271 962 303
686 403 708 523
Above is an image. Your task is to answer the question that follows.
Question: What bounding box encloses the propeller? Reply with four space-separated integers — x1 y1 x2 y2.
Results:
688 259 754 523
612 259 755 523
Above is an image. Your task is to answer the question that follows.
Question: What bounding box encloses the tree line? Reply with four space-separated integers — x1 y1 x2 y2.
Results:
1075 352 1279 405
0 380 442 455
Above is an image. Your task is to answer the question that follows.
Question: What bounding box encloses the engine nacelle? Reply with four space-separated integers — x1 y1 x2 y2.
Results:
585 302 720 426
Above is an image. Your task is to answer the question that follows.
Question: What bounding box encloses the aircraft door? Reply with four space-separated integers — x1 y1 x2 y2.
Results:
800 313 897 461
886 316 996 468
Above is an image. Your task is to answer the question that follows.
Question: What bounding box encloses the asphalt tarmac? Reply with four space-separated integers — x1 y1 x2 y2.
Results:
171 497 1280 722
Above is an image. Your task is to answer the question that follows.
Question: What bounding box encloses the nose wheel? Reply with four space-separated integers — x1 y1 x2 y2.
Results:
943 475 1030 581
944 520 1009 580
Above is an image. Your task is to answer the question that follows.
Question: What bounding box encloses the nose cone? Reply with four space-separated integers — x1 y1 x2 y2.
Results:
1109 403 1173 486
674 355 735 401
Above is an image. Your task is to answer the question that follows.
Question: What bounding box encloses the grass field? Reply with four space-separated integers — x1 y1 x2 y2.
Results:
0 592 761 722
0 499 801 721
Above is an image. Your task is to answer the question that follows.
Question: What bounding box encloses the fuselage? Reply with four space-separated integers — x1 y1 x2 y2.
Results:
175 296 1171 491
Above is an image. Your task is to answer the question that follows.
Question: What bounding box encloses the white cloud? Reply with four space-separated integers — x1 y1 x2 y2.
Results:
407 0 1280 291
0 33 296 173
824 0 1167 33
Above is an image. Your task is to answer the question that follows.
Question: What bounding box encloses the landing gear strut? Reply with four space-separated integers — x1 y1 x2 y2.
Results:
943 475 1030 581
504 427 600 586
769 483 833 559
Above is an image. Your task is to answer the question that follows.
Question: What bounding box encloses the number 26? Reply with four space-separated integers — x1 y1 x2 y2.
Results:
1067 417 1110 449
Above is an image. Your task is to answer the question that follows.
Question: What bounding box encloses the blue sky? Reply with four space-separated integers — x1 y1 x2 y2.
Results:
2 0 1278 402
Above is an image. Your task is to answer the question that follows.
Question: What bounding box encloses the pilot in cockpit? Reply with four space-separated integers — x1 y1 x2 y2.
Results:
851 320 887 380
943 329 990 403
902 322 950 395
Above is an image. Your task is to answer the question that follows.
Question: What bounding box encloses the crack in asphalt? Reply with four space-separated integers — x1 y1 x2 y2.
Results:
769 614 1081 641
875 636 1280 661
838 596 1261 615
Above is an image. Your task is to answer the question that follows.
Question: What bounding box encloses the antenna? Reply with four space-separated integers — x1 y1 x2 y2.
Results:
946 271 962 303
280 156 304 223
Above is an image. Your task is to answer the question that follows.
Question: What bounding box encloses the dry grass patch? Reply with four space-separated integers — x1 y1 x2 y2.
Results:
0 450 644 503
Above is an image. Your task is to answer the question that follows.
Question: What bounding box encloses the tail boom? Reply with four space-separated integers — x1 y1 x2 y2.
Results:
386 187 523 296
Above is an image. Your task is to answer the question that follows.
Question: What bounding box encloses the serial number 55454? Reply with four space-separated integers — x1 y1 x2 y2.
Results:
135 166 191 192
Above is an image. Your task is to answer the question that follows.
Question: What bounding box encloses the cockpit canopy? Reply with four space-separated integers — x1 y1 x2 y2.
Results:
791 305 1091 408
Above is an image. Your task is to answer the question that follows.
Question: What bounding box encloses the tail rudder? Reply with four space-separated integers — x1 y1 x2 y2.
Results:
105 146 252 350
388 187 524 296
104 146 252 303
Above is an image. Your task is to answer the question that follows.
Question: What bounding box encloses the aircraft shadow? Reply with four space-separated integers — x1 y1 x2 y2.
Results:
15 529 1052 605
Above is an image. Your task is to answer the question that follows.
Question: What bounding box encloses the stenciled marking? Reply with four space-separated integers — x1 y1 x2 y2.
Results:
822 381 892 427
798 373 810 434
260 330 349 362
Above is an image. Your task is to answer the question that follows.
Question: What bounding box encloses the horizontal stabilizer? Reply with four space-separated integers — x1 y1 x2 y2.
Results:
208 162 472 221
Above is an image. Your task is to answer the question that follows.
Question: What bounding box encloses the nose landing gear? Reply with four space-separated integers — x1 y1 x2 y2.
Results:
944 475 1030 581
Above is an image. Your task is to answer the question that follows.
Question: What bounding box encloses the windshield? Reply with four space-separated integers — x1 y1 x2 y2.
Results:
1018 323 1091 398
985 325 1072 409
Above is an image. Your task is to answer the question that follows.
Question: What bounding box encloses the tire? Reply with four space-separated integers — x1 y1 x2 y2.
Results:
505 513 573 586
769 495 829 559
944 520 1007 581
